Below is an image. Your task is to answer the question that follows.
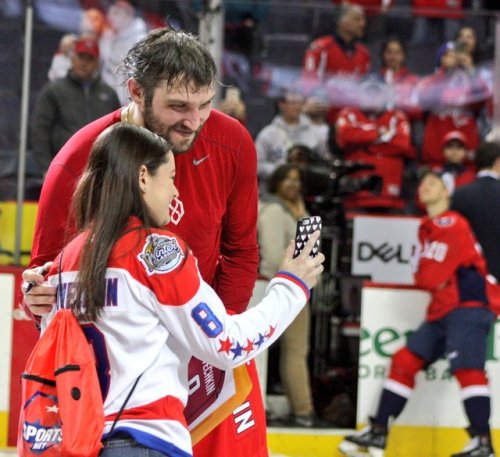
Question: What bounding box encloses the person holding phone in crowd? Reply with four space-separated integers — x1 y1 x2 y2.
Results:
38 122 324 456
22 28 268 457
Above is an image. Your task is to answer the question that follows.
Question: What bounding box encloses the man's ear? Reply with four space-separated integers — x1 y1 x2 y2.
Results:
138 164 148 193
128 78 145 106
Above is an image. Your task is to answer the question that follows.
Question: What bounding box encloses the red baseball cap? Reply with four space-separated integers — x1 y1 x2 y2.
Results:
74 38 99 59
442 130 467 148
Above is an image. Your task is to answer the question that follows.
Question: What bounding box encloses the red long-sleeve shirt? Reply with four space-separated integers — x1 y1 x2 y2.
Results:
30 108 259 314
29 108 264 457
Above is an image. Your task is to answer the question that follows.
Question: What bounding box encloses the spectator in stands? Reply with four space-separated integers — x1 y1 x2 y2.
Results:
303 3 370 83
410 0 464 46
414 131 475 214
335 78 413 212
417 41 491 167
302 3 371 123
47 8 109 82
258 164 322 428
455 25 480 67
303 95 330 127
378 37 420 120
217 86 247 125
79 7 108 41
47 33 76 81
286 144 330 208
452 142 500 281
439 131 476 190
99 0 147 103
255 88 331 187
331 0 393 43
339 169 500 457
32 37 120 175
288 144 315 169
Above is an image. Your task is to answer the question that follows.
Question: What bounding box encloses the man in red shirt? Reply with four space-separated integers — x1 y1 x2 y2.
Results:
302 3 371 124
338 170 499 457
22 28 265 457
303 3 370 82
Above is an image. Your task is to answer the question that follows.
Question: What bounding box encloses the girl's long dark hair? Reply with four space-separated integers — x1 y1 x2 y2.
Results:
71 123 171 321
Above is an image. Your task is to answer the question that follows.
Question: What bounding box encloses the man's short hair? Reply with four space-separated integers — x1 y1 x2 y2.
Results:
119 28 217 101
337 3 363 25
475 142 500 170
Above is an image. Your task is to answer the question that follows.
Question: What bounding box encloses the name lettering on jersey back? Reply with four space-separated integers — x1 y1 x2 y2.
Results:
57 278 118 309
187 362 217 397
232 401 255 434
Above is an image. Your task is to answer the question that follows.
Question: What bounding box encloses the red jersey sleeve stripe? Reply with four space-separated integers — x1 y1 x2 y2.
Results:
274 271 310 300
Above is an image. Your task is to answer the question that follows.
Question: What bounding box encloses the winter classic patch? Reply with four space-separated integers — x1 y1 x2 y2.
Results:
138 234 184 275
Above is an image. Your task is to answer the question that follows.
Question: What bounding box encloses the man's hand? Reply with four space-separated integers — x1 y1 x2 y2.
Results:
22 262 56 316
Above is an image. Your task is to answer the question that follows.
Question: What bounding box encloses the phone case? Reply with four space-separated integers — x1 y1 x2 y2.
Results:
294 216 322 258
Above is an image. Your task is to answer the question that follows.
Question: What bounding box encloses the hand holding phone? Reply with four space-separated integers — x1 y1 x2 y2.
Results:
294 216 322 258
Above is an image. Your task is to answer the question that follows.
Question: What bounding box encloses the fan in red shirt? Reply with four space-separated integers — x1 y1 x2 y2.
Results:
22 28 267 457
302 3 371 124
338 170 500 457
335 78 413 211
417 41 491 167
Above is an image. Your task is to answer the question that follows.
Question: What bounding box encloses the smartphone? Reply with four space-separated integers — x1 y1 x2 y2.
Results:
293 216 322 258
225 87 241 103
454 40 466 53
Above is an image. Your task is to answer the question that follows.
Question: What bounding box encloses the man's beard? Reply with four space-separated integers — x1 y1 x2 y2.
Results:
143 103 204 154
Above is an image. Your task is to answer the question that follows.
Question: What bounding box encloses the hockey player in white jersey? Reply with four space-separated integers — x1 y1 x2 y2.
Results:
38 123 325 457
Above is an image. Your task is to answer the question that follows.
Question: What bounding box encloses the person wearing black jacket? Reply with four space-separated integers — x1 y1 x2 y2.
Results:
452 142 500 281
32 37 120 175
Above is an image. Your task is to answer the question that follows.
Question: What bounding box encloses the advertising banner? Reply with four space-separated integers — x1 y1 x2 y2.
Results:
358 286 500 427
351 216 421 285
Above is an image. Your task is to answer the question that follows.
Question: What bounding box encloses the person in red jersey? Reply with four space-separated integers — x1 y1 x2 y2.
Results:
338 170 500 457
335 79 413 211
303 3 370 82
302 3 371 124
22 28 267 457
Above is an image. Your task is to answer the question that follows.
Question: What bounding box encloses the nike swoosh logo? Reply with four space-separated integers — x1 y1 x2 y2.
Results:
193 155 209 166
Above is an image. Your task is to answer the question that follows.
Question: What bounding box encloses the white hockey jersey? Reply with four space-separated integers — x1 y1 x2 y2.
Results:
43 217 309 457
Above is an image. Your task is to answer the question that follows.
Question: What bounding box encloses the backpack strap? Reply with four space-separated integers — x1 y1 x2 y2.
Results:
105 373 143 440
58 248 143 441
